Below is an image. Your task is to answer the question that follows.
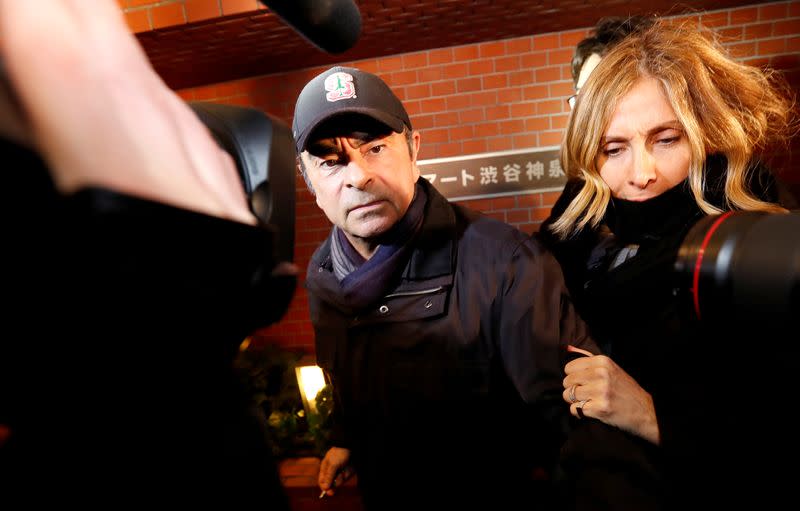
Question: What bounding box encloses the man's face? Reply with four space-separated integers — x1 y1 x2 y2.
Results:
569 52 603 109
301 124 420 245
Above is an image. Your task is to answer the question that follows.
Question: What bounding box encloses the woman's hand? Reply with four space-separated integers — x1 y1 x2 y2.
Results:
563 347 661 445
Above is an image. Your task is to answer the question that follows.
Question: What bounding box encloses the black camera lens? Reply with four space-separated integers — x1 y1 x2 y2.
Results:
674 210 799 331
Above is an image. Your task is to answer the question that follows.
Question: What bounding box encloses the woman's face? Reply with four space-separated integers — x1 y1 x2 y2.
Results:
596 76 691 201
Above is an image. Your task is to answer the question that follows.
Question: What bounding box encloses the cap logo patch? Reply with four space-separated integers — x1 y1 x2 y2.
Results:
324 72 356 102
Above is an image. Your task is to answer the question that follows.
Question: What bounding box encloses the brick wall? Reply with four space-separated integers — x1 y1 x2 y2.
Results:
125 1 800 351
117 0 263 31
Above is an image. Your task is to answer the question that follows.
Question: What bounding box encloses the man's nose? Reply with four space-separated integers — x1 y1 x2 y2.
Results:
343 154 372 189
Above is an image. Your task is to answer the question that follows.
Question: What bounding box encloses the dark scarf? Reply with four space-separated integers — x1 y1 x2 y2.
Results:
604 180 702 245
329 182 427 310
586 181 701 272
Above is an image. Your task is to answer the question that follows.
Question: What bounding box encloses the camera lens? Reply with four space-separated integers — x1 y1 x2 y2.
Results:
674 211 799 331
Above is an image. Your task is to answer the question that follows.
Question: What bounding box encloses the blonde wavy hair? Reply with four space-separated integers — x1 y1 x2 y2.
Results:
549 19 795 239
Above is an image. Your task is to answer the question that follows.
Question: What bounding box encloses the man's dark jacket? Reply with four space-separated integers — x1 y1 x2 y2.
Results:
306 178 596 509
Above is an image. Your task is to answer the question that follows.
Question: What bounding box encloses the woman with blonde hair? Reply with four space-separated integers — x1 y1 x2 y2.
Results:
540 18 797 510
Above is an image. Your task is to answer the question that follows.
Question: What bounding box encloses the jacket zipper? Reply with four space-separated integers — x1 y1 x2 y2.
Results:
383 286 443 299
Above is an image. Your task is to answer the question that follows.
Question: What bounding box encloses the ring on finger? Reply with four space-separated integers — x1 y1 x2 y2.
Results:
568 384 578 403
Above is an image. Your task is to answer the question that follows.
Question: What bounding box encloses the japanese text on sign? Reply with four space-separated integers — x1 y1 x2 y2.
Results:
417 146 566 201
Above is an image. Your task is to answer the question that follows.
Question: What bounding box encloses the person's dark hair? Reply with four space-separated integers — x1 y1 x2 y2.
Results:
571 16 656 87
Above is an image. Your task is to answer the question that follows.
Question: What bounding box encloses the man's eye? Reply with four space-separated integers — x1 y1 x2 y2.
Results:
320 159 340 168
368 144 385 154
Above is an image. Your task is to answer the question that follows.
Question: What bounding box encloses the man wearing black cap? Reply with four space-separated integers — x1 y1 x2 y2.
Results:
294 65 597 509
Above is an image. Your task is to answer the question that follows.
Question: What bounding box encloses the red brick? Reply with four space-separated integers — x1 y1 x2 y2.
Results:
729 41 757 58
495 56 521 72
434 112 459 127
523 84 548 101
532 207 553 221
403 52 428 69
486 105 510 120
431 80 456 96
124 9 150 33
418 67 444 82
423 128 449 143
759 2 789 21
507 209 531 223
487 136 513 152
405 83 431 100
492 196 516 210
457 77 482 92
535 66 561 83
509 70 535 86
498 119 525 134
533 33 559 50
498 88 522 103
420 97 447 114
512 133 539 149
463 139 488 155
548 48 573 65
378 56 404 72
551 114 570 130
525 117 550 132
758 38 787 55
719 26 744 42
541 191 562 207
446 94 471 110
536 99 562 115
509 102 535 117
560 29 590 48
745 22 774 39
413 114 435 130
507 37 532 54
731 6 758 25
443 63 470 79
451 46 478 62
517 194 538 208
521 52 547 68
475 122 500 138
774 19 800 37
470 91 498 107
484 73 509 89
451 125 475 140
391 69 419 86
700 11 729 28
436 142 462 158
480 41 506 58
151 2 185 29
185 0 220 22
460 108 485 124
221 0 259 15
428 48 454 65
469 60 494 75
540 131 564 146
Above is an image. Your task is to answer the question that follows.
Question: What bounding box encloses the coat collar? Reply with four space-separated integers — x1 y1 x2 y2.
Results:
306 178 457 310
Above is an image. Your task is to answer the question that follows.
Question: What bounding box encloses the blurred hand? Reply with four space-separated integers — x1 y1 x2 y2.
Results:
0 0 256 225
318 446 354 497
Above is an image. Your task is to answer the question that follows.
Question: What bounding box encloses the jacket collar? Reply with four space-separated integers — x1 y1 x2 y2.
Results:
307 178 457 307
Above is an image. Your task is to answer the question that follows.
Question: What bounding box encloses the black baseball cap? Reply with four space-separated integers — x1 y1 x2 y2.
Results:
292 66 412 153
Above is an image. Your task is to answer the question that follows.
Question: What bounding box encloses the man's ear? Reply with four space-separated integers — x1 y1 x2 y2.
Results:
411 130 421 162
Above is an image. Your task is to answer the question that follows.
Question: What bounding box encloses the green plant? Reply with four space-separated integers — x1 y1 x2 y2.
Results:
233 341 333 458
